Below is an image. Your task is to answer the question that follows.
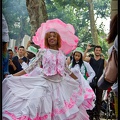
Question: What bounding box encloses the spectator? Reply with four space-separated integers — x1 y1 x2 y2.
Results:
8 48 14 59
69 47 95 84
27 45 38 64
84 45 107 120
21 45 39 69
12 46 28 73
8 49 17 74
22 45 43 77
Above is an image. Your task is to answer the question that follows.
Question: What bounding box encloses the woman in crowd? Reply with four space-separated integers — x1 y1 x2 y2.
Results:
69 47 95 84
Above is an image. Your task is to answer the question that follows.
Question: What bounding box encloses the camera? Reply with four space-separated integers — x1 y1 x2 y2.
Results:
90 44 96 47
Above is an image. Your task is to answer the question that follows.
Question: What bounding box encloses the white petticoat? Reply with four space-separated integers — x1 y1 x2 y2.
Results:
2 67 96 120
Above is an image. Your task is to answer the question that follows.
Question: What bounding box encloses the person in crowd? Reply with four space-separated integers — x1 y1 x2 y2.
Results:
8 49 17 74
84 45 107 120
21 45 39 69
2 28 96 120
105 13 118 120
24 40 40 57
8 48 14 59
12 46 28 73
2 14 10 80
22 45 43 77
69 47 95 84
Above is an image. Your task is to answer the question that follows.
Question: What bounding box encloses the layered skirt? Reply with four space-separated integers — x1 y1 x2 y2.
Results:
2 68 96 120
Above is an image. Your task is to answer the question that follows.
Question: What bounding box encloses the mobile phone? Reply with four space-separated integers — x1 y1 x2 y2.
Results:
90 44 96 47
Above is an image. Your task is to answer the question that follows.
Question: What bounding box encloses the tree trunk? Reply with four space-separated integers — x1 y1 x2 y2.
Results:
26 0 48 37
87 0 98 45
110 0 118 19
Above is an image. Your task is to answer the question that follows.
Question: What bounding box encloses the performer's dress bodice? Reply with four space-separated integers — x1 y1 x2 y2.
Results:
24 49 72 82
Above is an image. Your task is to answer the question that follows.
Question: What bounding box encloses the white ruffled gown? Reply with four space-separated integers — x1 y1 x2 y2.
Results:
2 49 96 120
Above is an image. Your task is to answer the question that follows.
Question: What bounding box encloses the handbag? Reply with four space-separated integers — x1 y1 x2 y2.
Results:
97 47 118 90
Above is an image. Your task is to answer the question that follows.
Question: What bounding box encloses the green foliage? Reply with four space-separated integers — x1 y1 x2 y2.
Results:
2 0 31 43
98 35 109 59
3 0 110 58
45 0 110 58
93 0 111 18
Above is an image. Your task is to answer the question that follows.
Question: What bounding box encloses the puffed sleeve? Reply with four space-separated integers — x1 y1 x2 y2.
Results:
64 62 72 75
24 49 45 73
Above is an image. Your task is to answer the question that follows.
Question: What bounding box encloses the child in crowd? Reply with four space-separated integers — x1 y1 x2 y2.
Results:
69 47 95 84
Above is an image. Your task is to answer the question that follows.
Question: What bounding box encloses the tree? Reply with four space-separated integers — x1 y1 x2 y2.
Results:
26 0 48 37
87 0 98 45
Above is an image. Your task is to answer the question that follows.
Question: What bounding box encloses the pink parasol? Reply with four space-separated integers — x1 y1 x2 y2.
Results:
32 18 79 54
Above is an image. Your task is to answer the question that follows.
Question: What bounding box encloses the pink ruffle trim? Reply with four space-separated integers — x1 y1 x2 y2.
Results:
4 87 94 120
